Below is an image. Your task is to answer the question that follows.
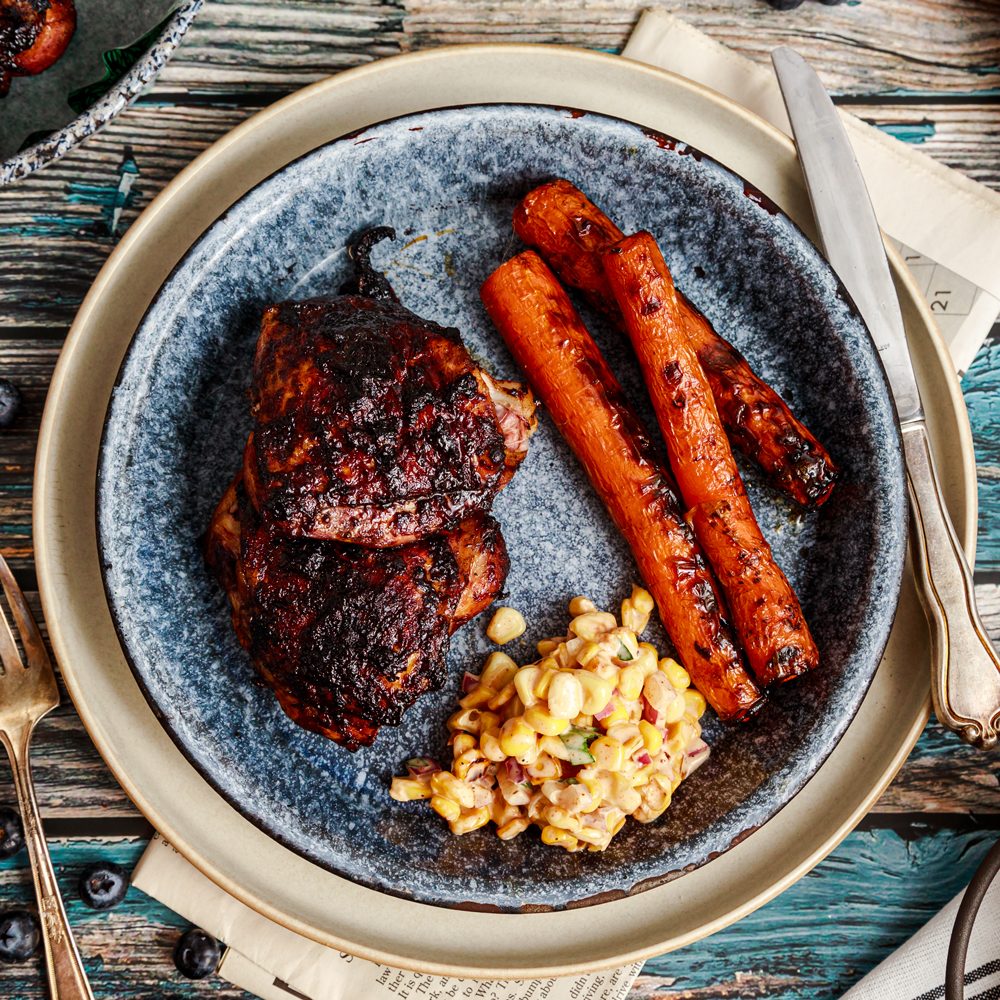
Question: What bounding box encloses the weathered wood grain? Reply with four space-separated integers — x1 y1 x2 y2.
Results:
0 829 996 1000
852 105 1000 192
148 0 1000 96
964 329 1000 571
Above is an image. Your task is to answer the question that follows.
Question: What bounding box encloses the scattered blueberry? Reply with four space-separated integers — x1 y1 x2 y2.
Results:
0 808 24 860
0 379 20 429
0 910 40 964
173 928 220 979
78 861 130 910
765 0 805 8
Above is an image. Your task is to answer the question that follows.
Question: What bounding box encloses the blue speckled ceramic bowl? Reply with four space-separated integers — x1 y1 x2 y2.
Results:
97 104 906 912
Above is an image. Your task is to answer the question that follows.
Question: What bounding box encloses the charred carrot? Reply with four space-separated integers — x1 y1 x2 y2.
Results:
481 250 763 722
603 232 818 686
513 179 839 508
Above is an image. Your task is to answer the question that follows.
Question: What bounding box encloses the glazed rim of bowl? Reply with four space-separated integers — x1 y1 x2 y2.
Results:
0 0 203 187
96 101 906 912
34 45 976 977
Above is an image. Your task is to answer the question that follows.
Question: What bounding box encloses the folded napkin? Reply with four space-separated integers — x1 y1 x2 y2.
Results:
131 835 643 1000
622 9 1000 377
839 869 1000 1000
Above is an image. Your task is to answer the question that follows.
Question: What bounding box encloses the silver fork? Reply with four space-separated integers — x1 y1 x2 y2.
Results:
0 553 94 1000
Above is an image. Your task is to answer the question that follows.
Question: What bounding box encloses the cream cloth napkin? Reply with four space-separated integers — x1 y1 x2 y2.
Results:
622 9 1000 376
131 835 643 1000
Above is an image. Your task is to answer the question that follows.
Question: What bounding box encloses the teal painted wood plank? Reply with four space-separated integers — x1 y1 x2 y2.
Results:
963 326 1000 573
0 826 995 998
636 826 996 999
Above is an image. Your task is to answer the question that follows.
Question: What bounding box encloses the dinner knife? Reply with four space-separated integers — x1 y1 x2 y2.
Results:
771 46 1000 752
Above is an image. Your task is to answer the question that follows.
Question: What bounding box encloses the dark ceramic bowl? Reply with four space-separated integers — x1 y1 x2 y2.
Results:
97 104 906 912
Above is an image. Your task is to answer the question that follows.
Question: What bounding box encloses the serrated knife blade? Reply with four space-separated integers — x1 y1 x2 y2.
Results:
772 45 1000 752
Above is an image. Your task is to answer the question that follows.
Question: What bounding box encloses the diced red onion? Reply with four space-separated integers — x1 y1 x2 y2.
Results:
642 695 665 728
595 699 615 721
505 758 526 784
462 671 480 693
405 757 440 777
635 751 652 767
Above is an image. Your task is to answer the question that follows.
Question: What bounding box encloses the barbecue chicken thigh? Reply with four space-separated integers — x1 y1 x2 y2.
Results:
245 294 535 547
206 227 535 749
206 474 509 750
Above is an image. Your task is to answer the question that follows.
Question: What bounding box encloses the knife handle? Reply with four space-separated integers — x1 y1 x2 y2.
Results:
903 420 1000 751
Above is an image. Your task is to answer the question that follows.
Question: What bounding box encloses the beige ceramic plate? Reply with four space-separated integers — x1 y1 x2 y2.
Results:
35 45 975 977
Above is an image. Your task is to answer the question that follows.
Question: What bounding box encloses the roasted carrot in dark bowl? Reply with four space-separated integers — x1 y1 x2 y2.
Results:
603 231 819 688
512 178 840 509
480 250 764 723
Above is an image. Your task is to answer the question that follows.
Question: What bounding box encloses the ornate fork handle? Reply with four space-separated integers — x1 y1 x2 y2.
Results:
0 723 94 1000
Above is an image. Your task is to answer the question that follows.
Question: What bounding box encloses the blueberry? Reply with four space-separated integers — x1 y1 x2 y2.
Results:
173 928 220 979
0 379 20 429
765 0 805 7
0 808 24 860
78 861 129 910
0 910 40 964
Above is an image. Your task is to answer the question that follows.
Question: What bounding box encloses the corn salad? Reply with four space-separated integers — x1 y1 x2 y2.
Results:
389 587 711 852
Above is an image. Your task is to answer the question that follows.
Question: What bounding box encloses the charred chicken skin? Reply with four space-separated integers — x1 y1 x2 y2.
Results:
206 474 509 751
206 228 534 749
245 294 534 547
1 0 76 97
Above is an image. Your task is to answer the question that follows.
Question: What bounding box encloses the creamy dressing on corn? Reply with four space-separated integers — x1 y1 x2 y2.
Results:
390 587 711 852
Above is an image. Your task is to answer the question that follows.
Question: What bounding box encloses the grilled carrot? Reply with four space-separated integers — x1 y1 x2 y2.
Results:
603 232 818 687
513 179 839 508
480 250 763 722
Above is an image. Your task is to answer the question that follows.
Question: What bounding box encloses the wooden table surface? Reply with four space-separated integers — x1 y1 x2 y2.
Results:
1 1 999 997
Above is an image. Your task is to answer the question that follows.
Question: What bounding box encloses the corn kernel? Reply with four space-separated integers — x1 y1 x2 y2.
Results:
431 771 475 808
684 689 707 719
487 607 526 644
609 811 628 836
515 739 541 766
449 806 491 835
454 748 485 780
663 692 687 724
614 628 640 660
628 647 656 679
527 752 562 782
538 735 569 761
499 716 536 757
638 720 663 755
487 680 516 710
446 707 482 733
620 599 643 635
541 825 579 850
568 612 616 641
577 773 604 805
591 735 625 771
458 685 494 709
632 761 657 784
547 672 583 720
617 663 645 702
389 778 433 801
452 733 476 758
503 695 525 721
576 641 603 667
513 667 540 708
660 657 690 690
532 666 557 699
536 639 559 656
573 713 594 728
480 652 519 691
497 816 531 840
478 710 501 735
597 697 629 729
430 795 461 822
568 596 598 616
524 703 570 736
631 585 655 616
480 730 506 762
